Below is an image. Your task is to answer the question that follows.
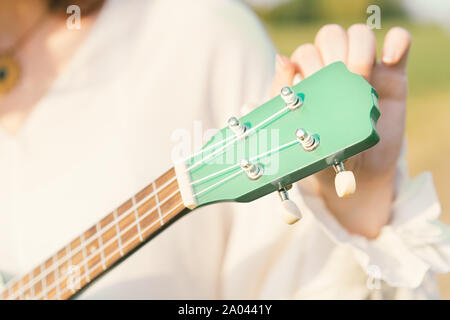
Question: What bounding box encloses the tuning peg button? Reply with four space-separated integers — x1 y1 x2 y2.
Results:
240 158 263 180
296 128 319 152
278 186 302 225
333 162 356 198
280 86 303 110
228 116 247 136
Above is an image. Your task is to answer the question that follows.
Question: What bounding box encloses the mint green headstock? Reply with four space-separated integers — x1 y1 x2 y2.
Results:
181 62 380 207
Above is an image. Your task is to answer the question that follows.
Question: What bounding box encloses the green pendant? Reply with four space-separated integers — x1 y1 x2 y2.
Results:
0 54 20 95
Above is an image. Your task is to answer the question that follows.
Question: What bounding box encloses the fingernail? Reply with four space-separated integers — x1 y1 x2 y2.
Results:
293 73 302 85
382 50 396 64
276 54 290 69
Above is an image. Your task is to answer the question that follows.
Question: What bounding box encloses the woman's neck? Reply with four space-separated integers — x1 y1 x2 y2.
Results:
0 0 49 52
0 1 102 135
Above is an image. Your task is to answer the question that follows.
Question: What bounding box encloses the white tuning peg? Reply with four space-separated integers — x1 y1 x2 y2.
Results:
278 186 302 225
333 162 356 198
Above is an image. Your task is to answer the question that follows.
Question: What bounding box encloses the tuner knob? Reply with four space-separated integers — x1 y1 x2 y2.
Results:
240 158 263 180
280 86 303 110
296 128 319 152
278 186 302 225
228 116 247 136
333 162 356 198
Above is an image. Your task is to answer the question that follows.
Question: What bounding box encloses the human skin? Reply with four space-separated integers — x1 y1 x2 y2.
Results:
0 0 99 134
271 24 412 239
0 2 410 239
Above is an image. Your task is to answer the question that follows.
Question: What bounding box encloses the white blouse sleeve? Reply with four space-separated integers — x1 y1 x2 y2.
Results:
296 140 450 291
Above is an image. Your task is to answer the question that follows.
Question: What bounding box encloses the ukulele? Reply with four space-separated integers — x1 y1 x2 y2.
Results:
0 62 380 300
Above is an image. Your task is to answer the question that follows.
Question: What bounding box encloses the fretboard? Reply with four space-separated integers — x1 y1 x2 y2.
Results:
1 167 188 300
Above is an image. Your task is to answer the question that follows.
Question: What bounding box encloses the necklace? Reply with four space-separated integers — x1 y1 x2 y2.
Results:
0 52 20 95
0 10 49 95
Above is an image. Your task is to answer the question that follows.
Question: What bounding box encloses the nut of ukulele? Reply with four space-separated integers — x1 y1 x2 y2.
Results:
333 162 356 198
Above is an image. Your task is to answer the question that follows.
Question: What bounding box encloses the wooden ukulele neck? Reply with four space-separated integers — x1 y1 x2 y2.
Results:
1 167 188 300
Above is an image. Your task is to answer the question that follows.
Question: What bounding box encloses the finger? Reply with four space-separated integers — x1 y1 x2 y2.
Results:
270 54 296 98
291 43 323 78
347 24 377 80
314 24 348 65
381 27 412 70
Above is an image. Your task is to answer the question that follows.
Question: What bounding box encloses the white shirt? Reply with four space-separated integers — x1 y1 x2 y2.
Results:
0 0 449 299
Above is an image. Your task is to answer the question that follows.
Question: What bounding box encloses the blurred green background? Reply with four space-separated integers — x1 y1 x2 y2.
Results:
249 0 450 299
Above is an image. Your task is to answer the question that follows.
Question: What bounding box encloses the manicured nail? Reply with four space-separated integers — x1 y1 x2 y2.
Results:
382 50 396 64
276 54 290 69
293 73 302 85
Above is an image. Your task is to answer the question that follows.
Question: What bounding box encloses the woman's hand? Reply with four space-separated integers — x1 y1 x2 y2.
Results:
271 24 411 238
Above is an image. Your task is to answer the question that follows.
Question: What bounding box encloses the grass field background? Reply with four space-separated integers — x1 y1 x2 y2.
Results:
258 17 450 298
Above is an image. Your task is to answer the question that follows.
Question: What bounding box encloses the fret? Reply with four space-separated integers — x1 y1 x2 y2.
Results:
86 238 100 258
118 209 139 255
158 179 178 202
80 233 91 283
70 237 81 252
104 237 121 267
132 195 144 242
113 209 124 257
21 274 30 299
45 268 56 289
57 260 68 284
64 244 74 295
139 207 160 239
87 237 102 277
71 249 84 266
46 283 58 300
137 193 156 217
23 289 32 300
22 273 30 286
57 247 67 261
42 257 55 299
84 225 97 241
164 193 184 222
88 258 103 280
53 255 62 299
152 181 164 226
96 222 107 270
101 225 116 247
119 210 137 233
155 168 176 188
156 168 178 224
11 280 19 299
40 263 48 299
86 192 185 275
33 275 43 298
44 257 53 270
1 167 187 300
100 212 114 229
58 268 68 294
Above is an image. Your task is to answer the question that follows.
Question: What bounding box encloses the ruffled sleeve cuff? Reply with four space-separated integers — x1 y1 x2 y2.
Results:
296 148 450 288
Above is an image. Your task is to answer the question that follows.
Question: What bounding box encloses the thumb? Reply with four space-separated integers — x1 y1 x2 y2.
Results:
270 54 296 98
